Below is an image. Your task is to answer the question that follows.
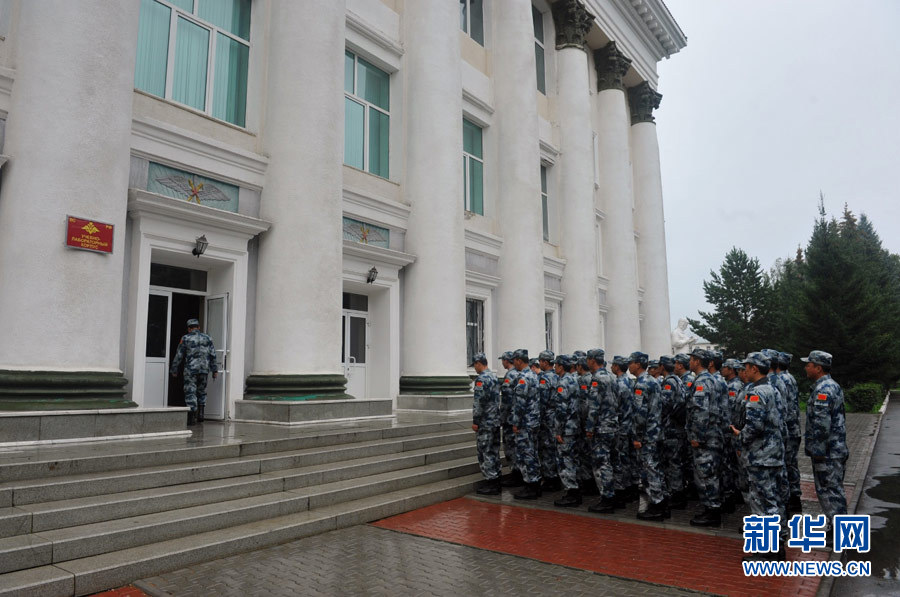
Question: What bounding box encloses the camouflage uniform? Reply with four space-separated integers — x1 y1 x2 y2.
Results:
803 351 848 524
537 355 560 481
576 362 594 484
511 365 542 484
499 361 519 468
613 366 636 493
678 363 696 491
472 365 502 481
738 374 785 522
170 326 217 412
555 368 582 490
660 369 686 497
688 370 721 509
586 363 618 499
778 354 803 503
762 351 791 512
632 369 666 505
725 371 747 501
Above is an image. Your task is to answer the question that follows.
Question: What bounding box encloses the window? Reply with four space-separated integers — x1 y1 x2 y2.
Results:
466 298 485 367
135 0 251 127
540 165 549 241
462 119 484 215
544 311 554 352
460 0 484 46
533 6 546 94
344 50 390 179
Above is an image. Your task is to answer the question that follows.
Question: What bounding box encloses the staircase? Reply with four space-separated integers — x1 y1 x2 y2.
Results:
0 419 480 596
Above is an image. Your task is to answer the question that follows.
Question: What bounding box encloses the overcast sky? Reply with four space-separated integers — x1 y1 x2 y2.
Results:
655 0 900 329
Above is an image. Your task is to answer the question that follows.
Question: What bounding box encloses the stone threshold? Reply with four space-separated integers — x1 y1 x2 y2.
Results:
0 407 190 446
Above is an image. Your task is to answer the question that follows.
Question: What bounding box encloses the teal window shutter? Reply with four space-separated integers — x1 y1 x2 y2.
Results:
134 0 170 97
212 33 249 126
172 17 209 111
344 97 365 170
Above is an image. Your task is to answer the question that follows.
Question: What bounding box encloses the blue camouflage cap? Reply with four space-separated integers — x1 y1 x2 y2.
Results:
612 355 628 368
628 351 649 367
586 348 606 363
689 347 709 359
710 350 724 361
554 354 573 367
576 355 588 367
761 348 780 362
512 348 529 361
499 351 514 361
659 355 675 367
470 352 487 366
573 350 587 358
648 359 660 368
801 350 832 367
742 351 770 369
674 353 690 365
538 350 555 362
529 358 539 367
779 352 793 366
722 358 743 370
186 318 200 327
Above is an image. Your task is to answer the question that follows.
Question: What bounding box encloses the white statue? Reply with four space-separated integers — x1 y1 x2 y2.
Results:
671 318 699 353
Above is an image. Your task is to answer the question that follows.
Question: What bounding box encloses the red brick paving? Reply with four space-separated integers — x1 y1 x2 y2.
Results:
373 497 826 597
88 586 148 597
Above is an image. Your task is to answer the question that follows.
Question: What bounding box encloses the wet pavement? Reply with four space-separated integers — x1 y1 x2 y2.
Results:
833 396 900 597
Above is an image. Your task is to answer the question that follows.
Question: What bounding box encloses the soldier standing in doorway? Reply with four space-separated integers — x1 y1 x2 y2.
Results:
170 318 217 426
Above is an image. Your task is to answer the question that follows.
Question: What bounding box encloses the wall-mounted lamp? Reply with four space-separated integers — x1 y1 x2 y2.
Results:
366 266 378 284
192 234 209 257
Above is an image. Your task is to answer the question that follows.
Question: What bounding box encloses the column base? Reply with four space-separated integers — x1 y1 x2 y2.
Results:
399 376 472 395
0 370 133 411
244 374 351 401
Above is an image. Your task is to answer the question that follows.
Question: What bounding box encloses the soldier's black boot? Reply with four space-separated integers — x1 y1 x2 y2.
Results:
588 497 616 513
689 507 722 527
787 494 803 515
197 405 205 423
501 468 524 487
626 485 640 502
187 410 197 426
637 500 666 521
612 490 627 508
513 482 542 500
684 484 699 501
476 478 502 496
669 490 687 510
553 488 582 508
581 479 600 496
541 477 562 492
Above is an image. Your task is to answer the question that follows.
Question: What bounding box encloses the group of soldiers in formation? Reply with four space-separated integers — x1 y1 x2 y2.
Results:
471 346 848 558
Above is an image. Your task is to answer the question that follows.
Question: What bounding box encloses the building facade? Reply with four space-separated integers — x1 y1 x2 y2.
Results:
0 0 685 421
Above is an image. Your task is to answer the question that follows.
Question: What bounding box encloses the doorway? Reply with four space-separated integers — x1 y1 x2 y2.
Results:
342 292 369 399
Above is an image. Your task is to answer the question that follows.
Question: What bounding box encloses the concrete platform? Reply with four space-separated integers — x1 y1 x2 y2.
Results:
233 399 393 424
0 408 190 447
397 394 472 412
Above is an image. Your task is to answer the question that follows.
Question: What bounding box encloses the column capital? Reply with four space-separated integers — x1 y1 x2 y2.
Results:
627 81 663 124
551 0 593 50
593 41 631 92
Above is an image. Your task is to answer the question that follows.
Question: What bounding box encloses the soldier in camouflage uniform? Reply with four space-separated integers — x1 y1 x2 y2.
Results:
776 351 803 514
574 352 599 495
762 348 791 517
529 358 542 375
687 348 722 526
170 318 217 426
498 352 522 487
471 353 502 495
707 351 734 512
585 348 619 513
537 350 561 491
730 352 786 561
802 350 848 529
647 360 661 383
611 355 638 504
674 353 695 499
553 355 583 507
722 359 747 506
659 355 687 508
629 352 668 520
510 349 542 499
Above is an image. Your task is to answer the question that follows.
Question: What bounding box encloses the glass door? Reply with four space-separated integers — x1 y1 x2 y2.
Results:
204 293 228 419
144 290 171 408
342 311 368 399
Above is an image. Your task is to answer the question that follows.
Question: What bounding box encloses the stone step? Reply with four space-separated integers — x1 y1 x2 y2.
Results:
0 473 483 597
1 429 474 507
0 420 471 484
2 442 474 536
0 457 479 575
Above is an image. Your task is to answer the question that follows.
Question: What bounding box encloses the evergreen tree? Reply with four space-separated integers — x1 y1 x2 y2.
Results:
688 248 774 356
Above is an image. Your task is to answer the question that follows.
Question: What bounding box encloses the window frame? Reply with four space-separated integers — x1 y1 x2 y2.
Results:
460 0 484 46
344 49 391 179
544 310 554 352
533 5 546 94
540 164 549 241
462 118 484 215
138 0 251 126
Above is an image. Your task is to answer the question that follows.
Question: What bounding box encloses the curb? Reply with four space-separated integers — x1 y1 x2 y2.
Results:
815 391 891 597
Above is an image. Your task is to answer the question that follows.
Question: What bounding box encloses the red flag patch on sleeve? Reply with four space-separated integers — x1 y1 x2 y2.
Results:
749 395 759 402
696 386 703 391
557 387 564 393
817 393 828 401
475 381 483 387
592 381 599 387
687 382 693 388
635 389 643 396
518 379 526 385
581 385 587 390
664 384 671 390
540 380 546 385
728 391 736 397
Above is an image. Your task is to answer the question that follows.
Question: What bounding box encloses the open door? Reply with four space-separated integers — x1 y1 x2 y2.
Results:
204 293 228 419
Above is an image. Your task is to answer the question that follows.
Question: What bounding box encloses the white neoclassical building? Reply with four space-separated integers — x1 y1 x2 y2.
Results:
0 0 685 428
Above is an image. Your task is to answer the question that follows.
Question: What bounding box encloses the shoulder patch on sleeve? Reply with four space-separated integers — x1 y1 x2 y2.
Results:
475 381 483 387
817 393 828 401
592 381 598 387
749 395 759 402
664 384 671 390
635 389 643 396
518 379 526 385
728 391 736 397
557 387 564 393
695 386 703 391
686 382 693 388
540 379 546 384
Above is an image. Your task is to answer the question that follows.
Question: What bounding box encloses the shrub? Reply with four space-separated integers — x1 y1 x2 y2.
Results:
844 382 882 413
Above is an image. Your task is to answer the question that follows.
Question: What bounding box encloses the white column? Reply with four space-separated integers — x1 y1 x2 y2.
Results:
0 1 139 407
248 0 346 397
630 82 672 357
493 0 546 354
398 0 470 394
551 0 600 352
593 41 641 357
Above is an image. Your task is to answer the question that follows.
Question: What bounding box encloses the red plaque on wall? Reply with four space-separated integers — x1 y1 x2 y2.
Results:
66 216 114 254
